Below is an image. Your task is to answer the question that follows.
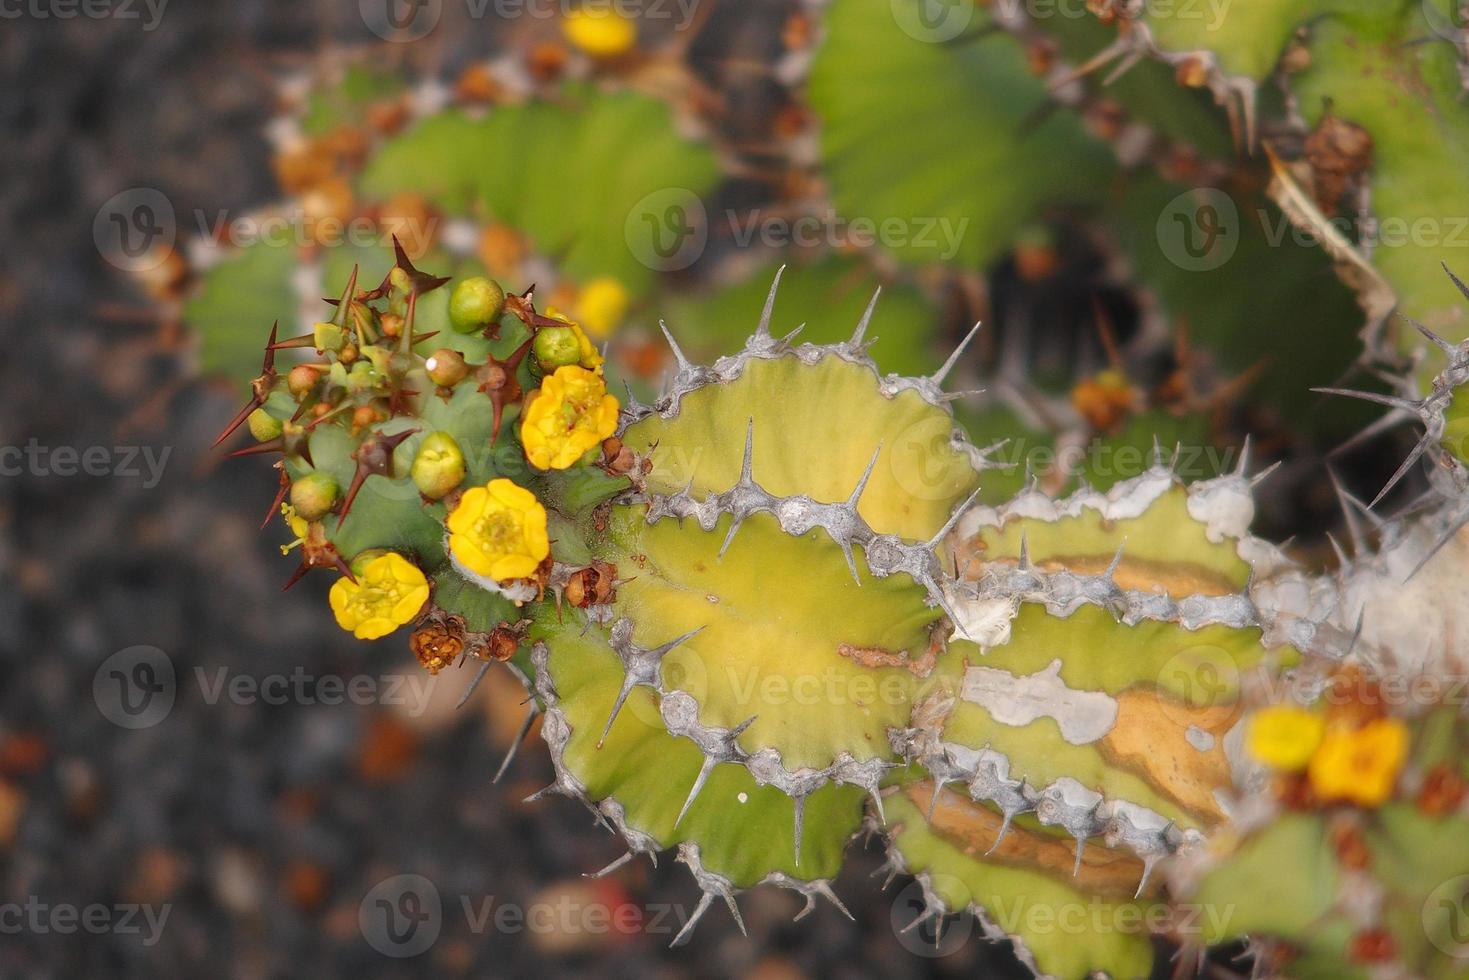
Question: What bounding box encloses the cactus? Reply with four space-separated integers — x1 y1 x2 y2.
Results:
210 229 1469 979
191 8 1469 968
228 250 1000 931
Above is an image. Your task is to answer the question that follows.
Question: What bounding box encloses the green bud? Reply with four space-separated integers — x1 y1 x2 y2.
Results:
411 431 467 499
534 326 582 371
290 471 340 521
346 360 383 392
313 321 345 353
364 345 394 376
348 548 389 577
425 348 468 387
247 408 283 442
389 267 412 294
449 276 506 333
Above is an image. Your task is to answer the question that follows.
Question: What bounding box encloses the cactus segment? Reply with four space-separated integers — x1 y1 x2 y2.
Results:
622 352 984 541
879 787 1159 980
661 256 945 377
531 632 865 898
1285 8 1469 347
956 463 1281 596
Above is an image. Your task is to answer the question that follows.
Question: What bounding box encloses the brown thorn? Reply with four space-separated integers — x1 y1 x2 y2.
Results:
261 466 290 530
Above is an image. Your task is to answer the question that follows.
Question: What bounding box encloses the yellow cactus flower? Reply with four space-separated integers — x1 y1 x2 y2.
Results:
520 365 620 470
562 8 636 58
1308 718 1410 807
1247 705 1326 771
328 552 430 641
573 277 630 340
544 307 605 370
446 478 550 581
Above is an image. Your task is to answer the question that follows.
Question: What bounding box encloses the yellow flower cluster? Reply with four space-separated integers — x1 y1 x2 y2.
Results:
446 478 550 582
520 365 620 470
1247 705 1410 807
329 552 430 641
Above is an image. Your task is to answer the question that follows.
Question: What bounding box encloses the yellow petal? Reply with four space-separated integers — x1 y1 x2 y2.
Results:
354 617 399 641
1246 705 1325 771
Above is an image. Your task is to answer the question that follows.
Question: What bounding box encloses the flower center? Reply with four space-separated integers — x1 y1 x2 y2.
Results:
475 509 523 552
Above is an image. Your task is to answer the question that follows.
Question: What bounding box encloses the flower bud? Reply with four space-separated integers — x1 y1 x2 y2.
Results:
346 360 382 393
449 276 506 333
287 364 323 400
486 624 520 662
290 471 340 521
248 408 284 442
425 348 468 387
347 548 390 578
411 431 467 499
534 326 582 371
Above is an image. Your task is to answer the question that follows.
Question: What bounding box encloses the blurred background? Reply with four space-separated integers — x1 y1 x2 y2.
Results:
3 0 1464 976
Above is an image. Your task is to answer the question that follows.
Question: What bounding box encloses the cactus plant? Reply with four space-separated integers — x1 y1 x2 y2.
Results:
182 3 1469 972
208 225 1469 978
226 249 1004 933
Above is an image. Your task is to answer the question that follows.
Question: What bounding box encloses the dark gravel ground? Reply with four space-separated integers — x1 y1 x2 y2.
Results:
0 4 1047 978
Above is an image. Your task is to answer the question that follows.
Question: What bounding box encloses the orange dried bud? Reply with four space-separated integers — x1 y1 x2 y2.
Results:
527 41 569 84
1348 928 1396 963
1328 818 1372 871
1322 665 1388 728
1024 40 1057 78
486 625 521 662
600 437 636 476
565 561 618 609
1417 764 1468 817
365 99 409 136
1072 370 1138 432
455 63 501 104
412 621 465 675
1175 56 1210 88
351 405 381 434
